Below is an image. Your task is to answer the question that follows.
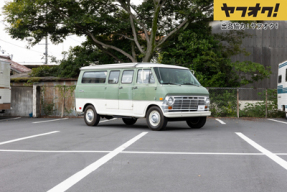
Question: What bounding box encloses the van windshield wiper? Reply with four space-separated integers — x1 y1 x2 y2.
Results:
182 82 197 85
161 82 181 86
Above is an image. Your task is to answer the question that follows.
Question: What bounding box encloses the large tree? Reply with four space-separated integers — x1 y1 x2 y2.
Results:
3 0 213 62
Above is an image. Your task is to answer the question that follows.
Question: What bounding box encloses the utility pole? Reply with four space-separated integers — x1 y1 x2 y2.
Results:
45 35 48 64
44 3 48 65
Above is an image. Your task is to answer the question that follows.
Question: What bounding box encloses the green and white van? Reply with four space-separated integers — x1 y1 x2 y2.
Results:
75 63 210 131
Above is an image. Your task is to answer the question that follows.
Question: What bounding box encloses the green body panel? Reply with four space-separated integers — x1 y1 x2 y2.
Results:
132 68 157 101
75 68 209 102
75 71 106 99
132 84 157 101
118 69 135 100
119 84 133 100
156 85 209 99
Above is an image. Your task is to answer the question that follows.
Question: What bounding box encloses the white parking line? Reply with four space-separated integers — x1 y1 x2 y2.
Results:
32 118 68 124
215 119 226 124
268 119 287 125
0 131 59 146
0 149 110 153
1 149 287 156
122 151 264 155
0 117 21 122
47 132 148 192
99 118 117 123
236 132 287 170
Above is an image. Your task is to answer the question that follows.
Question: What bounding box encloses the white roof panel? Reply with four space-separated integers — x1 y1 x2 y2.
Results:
80 63 188 70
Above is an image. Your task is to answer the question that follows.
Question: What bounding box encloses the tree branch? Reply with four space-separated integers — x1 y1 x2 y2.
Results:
160 0 167 7
97 44 123 63
86 31 136 62
48 3 135 62
156 19 189 48
126 1 144 54
118 1 150 44
116 33 134 41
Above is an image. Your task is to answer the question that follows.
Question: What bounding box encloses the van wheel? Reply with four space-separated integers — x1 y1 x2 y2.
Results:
122 118 137 125
84 105 100 126
186 117 206 129
146 106 167 131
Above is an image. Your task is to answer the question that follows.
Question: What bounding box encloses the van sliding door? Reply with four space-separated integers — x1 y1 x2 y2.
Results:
119 70 134 111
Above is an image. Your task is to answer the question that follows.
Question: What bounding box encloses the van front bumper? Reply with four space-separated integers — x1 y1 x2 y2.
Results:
163 111 211 118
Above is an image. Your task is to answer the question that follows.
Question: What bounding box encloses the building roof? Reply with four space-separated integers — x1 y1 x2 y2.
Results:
80 63 188 70
0 55 31 73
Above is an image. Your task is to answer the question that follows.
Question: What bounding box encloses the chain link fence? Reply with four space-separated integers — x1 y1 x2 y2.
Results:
207 88 285 118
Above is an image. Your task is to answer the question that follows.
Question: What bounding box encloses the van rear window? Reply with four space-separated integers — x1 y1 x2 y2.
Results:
82 71 107 83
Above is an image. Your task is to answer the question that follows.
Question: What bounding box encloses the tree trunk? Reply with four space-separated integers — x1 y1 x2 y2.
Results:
142 3 160 62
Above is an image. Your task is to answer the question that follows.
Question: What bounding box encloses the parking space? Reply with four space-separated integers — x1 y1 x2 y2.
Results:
0 117 287 191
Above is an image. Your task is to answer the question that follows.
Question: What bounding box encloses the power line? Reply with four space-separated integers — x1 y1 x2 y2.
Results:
0 38 43 54
68 36 82 43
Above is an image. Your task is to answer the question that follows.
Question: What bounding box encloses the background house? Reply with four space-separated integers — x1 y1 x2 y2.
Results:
0 55 31 77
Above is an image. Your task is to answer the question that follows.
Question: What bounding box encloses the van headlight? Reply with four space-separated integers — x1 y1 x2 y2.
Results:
163 96 174 106
167 97 174 106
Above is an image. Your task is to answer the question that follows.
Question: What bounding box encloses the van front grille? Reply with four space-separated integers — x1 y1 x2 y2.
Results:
172 97 205 111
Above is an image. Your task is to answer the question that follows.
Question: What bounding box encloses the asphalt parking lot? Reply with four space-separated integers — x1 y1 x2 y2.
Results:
0 116 287 192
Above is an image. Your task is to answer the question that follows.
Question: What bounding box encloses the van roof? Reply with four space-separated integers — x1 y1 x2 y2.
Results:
80 63 188 70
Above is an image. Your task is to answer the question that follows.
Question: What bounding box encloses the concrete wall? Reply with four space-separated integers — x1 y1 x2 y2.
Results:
5 86 33 117
36 81 77 117
3 80 77 117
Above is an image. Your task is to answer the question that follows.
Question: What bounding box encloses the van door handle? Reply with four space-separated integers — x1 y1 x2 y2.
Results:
132 86 138 89
79 90 84 92
119 86 123 89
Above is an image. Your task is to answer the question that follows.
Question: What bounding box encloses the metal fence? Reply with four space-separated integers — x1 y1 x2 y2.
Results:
207 87 284 118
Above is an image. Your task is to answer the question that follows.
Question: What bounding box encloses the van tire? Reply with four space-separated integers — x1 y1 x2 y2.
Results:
186 117 206 129
122 118 137 125
84 105 100 126
146 106 167 131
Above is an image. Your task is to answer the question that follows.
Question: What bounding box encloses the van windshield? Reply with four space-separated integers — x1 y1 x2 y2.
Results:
154 67 200 86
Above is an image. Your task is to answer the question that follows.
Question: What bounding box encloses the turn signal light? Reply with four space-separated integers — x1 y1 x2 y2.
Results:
159 97 163 101
205 106 208 109
168 106 172 109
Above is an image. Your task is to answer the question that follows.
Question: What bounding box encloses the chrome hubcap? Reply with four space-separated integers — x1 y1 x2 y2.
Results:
86 109 94 123
149 110 160 127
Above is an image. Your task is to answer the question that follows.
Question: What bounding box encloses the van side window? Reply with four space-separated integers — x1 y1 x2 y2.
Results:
278 75 282 83
82 71 107 83
121 70 134 84
108 70 120 84
137 69 155 84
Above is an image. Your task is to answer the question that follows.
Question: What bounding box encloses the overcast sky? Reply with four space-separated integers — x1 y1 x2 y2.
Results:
0 0 142 65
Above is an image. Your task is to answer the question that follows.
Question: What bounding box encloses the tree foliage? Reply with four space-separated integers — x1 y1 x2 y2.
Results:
161 22 271 87
3 0 213 62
